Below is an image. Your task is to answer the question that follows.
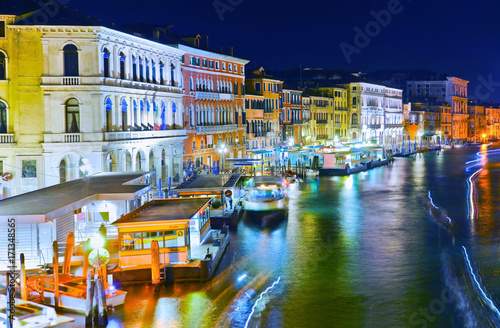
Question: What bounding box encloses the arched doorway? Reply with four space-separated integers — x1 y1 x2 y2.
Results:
124 152 132 172
106 151 118 172
149 150 155 171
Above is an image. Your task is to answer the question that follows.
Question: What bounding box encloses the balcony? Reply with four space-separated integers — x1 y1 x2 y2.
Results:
351 124 359 128
63 133 82 142
317 119 328 124
104 129 186 141
317 135 329 140
196 124 238 134
266 131 276 138
335 123 342 128
0 133 15 144
368 124 382 130
62 76 80 85
195 91 234 101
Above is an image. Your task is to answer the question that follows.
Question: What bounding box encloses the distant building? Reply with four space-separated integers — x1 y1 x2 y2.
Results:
282 88 303 142
245 67 282 161
175 43 249 171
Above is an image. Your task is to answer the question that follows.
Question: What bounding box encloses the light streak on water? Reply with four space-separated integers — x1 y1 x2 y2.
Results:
462 246 500 318
244 276 281 328
427 190 439 209
466 168 482 222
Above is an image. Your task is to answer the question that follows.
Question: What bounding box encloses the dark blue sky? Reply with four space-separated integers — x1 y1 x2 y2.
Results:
71 0 500 101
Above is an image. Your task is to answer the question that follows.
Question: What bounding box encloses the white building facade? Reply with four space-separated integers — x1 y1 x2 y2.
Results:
2 23 187 197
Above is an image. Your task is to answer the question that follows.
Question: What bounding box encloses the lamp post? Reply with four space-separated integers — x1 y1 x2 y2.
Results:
417 131 423 150
482 133 487 144
218 144 228 173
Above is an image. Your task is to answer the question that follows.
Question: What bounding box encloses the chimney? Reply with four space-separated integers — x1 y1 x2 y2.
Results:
153 29 160 40
220 47 223 53
205 35 209 48
230 47 233 56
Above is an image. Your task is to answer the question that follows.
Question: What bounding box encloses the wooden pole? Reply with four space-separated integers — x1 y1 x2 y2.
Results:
85 268 94 327
20 253 27 301
83 238 91 279
53 241 60 310
63 232 74 275
95 268 108 327
151 240 160 292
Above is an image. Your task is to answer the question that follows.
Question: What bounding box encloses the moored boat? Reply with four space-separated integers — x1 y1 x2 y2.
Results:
0 294 74 327
40 274 126 313
242 176 288 212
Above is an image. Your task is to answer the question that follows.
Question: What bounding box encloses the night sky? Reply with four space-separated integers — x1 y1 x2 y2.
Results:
19 0 500 101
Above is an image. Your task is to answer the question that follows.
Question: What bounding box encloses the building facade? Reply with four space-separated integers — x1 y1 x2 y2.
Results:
178 44 249 171
282 89 302 143
0 15 186 197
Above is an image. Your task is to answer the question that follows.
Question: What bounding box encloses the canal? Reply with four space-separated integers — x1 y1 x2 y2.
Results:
65 145 500 327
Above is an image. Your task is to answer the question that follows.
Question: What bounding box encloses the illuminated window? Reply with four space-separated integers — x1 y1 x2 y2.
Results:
103 48 110 77
65 98 80 133
119 52 126 79
0 21 5 38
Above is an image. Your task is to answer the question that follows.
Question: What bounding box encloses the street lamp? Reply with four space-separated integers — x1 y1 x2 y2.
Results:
218 144 228 173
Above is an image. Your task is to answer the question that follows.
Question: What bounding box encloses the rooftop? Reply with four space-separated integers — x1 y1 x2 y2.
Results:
175 174 241 190
0 172 150 223
112 198 211 225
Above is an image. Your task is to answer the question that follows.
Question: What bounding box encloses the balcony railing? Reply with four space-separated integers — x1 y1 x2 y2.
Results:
63 133 82 142
266 131 276 138
104 129 186 141
0 133 15 144
351 124 359 128
335 123 342 128
62 77 80 85
196 124 238 133
195 91 234 101
317 119 328 124
368 124 382 129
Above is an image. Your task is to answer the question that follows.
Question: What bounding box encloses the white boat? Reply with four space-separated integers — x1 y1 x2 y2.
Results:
242 176 288 212
41 274 126 313
305 169 319 177
0 294 74 327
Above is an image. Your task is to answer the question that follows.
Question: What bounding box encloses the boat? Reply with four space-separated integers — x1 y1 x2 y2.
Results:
242 176 288 212
0 294 74 327
305 169 319 178
40 273 127 313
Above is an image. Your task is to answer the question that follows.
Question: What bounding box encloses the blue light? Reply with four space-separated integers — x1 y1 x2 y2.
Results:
462 246 500 318
237 273 247 282
244 276 281 328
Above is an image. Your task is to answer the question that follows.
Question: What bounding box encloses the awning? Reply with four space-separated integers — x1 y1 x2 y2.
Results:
248 150 273 154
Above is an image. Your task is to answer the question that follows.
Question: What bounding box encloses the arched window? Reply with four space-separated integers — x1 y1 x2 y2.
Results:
161 102 166 130
139 57 144 82
65 98 80 133
63 44 78 76
133 100 138 129
190 77 193 91
140 100 145 128
132 56 137 81
59 159 67 183
170 64 175 86
152 101 158 130
121 99 128 131
145 59 150 82
152 60 156 83
105 97 112 131
119 52 126 80
172 103 176 129
159 62 164 84
352 113 358 125
103 48 110 77
189 105 194 127
0 52 6 80
0 101 7 133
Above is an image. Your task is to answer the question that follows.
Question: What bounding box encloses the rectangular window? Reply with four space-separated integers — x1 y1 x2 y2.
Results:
202 59 207 67
209 60 214 69
215 61 220 70
255 82 261 92
121 232 142 250
22 160 36 178
222 62 226 71
234 64 238 73
142 231 164 248
228 63 232 72
241 66 244 74
196 58 200 66
0 21 5 38
0 160 3 174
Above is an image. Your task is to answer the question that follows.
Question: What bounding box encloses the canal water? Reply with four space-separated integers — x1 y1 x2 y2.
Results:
64 145 500 328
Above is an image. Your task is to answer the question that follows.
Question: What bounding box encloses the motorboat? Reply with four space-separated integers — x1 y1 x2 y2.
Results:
305 169 319 178
40 273 126 313
0 294 74 327
242 176 288 212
